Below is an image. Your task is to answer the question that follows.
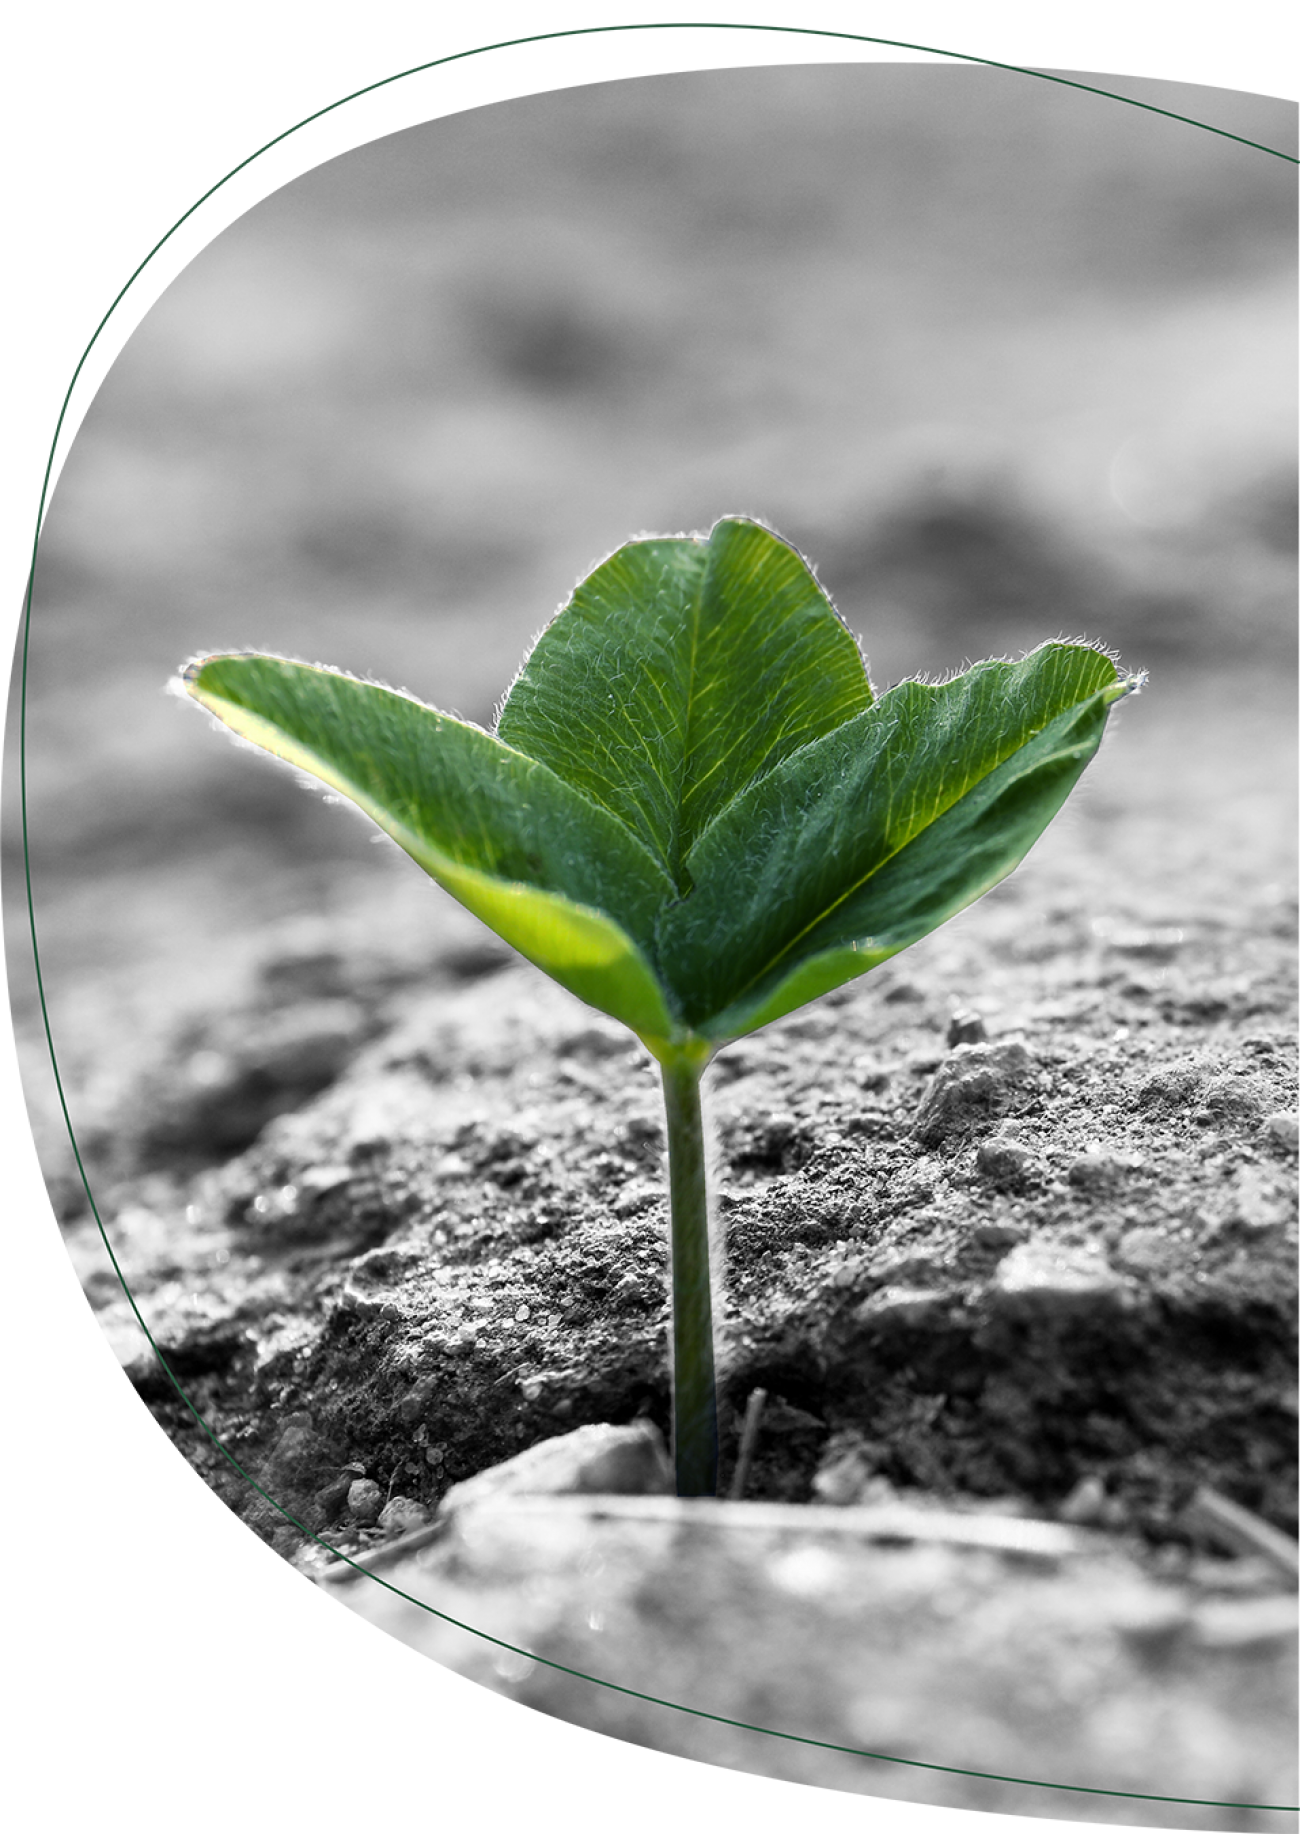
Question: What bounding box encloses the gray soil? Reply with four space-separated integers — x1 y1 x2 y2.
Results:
6 64 1296 1826
13 661 1297 1824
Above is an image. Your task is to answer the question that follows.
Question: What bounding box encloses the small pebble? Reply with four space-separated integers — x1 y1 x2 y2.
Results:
346 1477 384 1523
1199 1073 1267 1125
976 1136 1040 1190
1136 1063 1207 1113
1261 1112 1298 1153
1114 1226 1179 1273
397 1377 437 1426
759 1112 798 1151
1230 1167 1290 1233
992 1239 1127 1315
314 1469 360 1519
378 1496 430 1534
812 1445 877 1507
1067 1146 1140 1195
947 1009 988 1047
972 1219 1028 1249
613 1186 657 1218
438 1420 674 1516
912 1040 1034 1146
1058 1474 1107 1525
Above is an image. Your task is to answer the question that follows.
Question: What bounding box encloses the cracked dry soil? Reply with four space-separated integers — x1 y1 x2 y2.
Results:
25 666 1300 1823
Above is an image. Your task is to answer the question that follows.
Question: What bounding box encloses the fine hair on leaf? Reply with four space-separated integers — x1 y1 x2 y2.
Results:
181 515 1139 1497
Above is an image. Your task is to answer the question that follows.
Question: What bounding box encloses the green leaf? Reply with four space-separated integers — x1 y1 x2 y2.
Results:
655 644 1125 1036
181 536 1136 1512
183 654 678 1041
181 528 1134 1058
497 518 871 887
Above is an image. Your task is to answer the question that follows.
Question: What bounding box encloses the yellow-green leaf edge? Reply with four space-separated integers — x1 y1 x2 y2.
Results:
182 660 680 1051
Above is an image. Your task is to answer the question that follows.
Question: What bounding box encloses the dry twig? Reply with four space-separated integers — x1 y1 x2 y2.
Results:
728 1387 767 1502
1184 1485 1299 1585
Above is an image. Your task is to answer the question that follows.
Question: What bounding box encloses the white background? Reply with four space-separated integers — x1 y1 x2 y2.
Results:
3 6 1295 1830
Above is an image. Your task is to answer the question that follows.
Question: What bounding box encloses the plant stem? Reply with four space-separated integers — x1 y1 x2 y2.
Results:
660 1050 718 1497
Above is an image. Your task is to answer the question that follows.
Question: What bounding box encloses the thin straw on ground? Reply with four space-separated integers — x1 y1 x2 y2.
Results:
728 1387 768 1502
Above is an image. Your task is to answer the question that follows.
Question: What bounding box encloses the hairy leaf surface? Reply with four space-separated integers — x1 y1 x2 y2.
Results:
181 525 1134 1058
497 519 871 887
688 682 1123 1039
657 644 1124 1030
183 654 677 1040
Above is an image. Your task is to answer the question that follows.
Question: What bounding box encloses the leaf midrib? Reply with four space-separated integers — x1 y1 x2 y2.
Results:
667 550 706 892
661 546 867 892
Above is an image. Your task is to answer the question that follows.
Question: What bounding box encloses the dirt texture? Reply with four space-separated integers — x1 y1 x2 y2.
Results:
331 1482 1297 1829
15 664 1296 1823
7 65 1296 1825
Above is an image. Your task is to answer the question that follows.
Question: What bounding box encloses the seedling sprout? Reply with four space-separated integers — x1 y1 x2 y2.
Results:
180 516 1138 1498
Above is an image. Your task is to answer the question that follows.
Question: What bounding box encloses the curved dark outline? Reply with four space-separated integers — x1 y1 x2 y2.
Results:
14 20 1298 1817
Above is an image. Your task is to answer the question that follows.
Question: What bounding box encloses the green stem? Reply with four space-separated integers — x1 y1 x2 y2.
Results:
660 1051 718 1497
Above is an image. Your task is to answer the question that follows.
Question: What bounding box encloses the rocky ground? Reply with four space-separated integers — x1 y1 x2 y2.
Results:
10 661 1296 1823
7 62 1295 1823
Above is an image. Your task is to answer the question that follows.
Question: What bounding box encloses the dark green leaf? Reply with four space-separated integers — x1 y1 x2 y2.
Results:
497 518 871 887
183 654 678 1040
656 644 1125 1034
181 530 1135 1060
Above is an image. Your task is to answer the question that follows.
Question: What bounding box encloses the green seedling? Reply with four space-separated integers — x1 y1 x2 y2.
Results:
181 516 1138 1498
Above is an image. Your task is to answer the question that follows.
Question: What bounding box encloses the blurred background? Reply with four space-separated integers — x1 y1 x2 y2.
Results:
6 59 1296 1027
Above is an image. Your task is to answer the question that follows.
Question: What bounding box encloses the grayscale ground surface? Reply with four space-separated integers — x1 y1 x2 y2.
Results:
6 63 1296 1826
